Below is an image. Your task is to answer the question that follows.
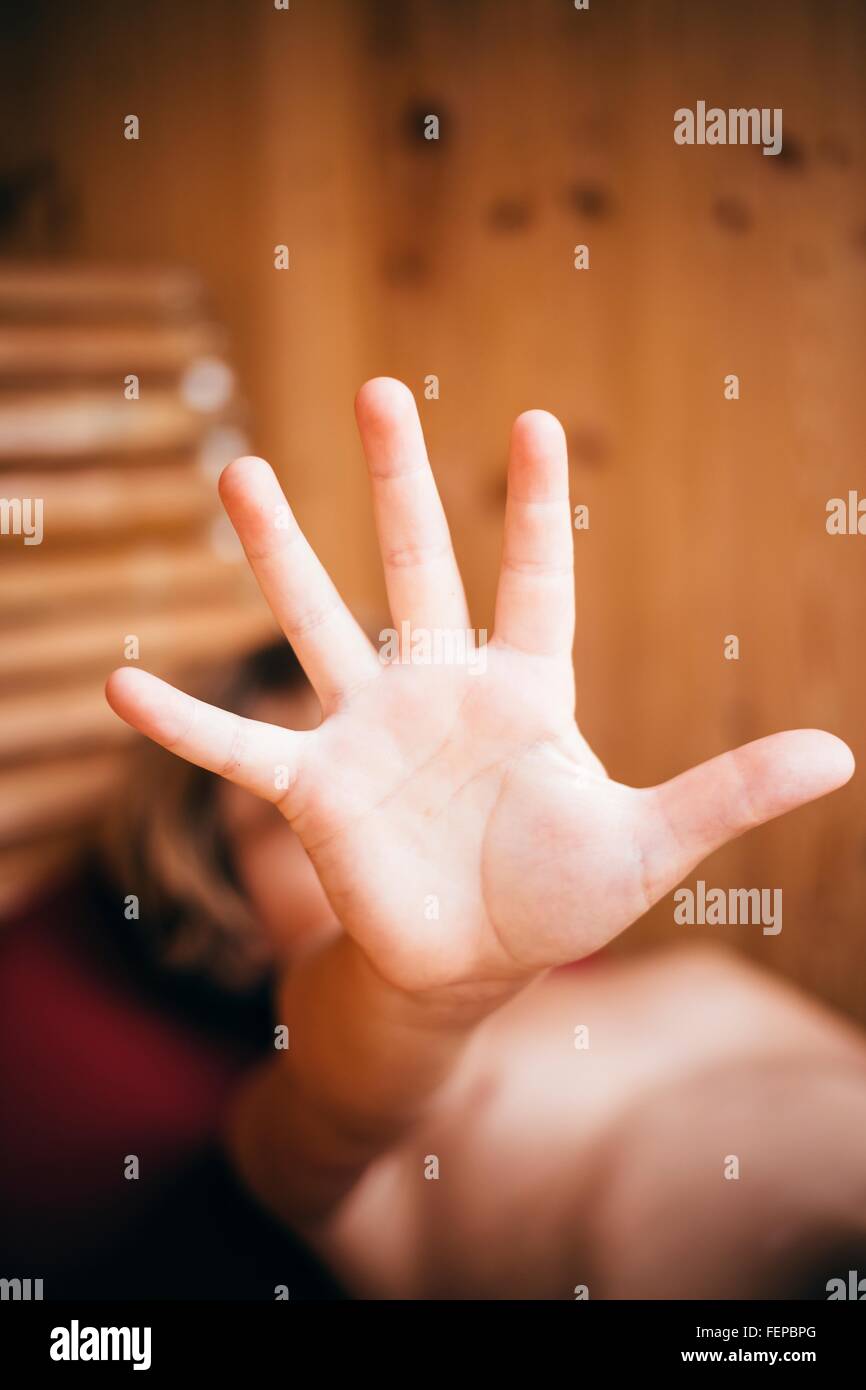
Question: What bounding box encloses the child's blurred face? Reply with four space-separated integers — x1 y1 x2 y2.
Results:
216 683 337 965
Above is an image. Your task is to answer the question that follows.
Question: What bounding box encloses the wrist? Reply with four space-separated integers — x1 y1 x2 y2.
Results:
328 933 526 1035
273 933 511 1138
226 934 525 1231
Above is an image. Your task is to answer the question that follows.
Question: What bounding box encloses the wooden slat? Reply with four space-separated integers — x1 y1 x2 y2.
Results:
0 463 214 536
0 323 222 376
0 752 121 845
1 596 277 685
0 389 209 458
0 682 136 762
0 264 202 321
0 541 248 615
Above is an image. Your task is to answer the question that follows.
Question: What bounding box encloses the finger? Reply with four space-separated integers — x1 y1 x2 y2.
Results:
355 378 470 634
106 667 307 809
493 410 574 657
638 729 855 902
218 456 381 711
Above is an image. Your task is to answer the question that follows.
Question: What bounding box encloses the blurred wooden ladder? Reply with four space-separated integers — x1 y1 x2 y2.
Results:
0 262 277 913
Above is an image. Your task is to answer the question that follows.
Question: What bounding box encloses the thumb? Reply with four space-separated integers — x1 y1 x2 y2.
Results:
638 729 854 903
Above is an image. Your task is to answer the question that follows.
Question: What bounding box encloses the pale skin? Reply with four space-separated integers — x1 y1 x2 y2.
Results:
106 377 860 1289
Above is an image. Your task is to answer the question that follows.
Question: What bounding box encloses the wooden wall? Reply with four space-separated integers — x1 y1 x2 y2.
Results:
2 0 865 1020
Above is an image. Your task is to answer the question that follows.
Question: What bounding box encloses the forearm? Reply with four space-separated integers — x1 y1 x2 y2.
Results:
227 931 519 1232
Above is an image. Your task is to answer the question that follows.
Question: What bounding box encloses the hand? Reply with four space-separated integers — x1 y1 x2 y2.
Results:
107 378 854 997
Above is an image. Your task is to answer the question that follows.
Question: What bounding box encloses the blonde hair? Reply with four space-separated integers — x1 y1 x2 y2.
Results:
100 642 305 992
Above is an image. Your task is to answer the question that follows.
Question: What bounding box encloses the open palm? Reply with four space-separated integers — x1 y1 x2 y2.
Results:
107 379 854 995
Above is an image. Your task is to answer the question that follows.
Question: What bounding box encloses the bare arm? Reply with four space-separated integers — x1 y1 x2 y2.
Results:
228 933 515 1231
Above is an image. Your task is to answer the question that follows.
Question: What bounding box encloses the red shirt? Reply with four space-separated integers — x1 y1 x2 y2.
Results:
0 872 341 1299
